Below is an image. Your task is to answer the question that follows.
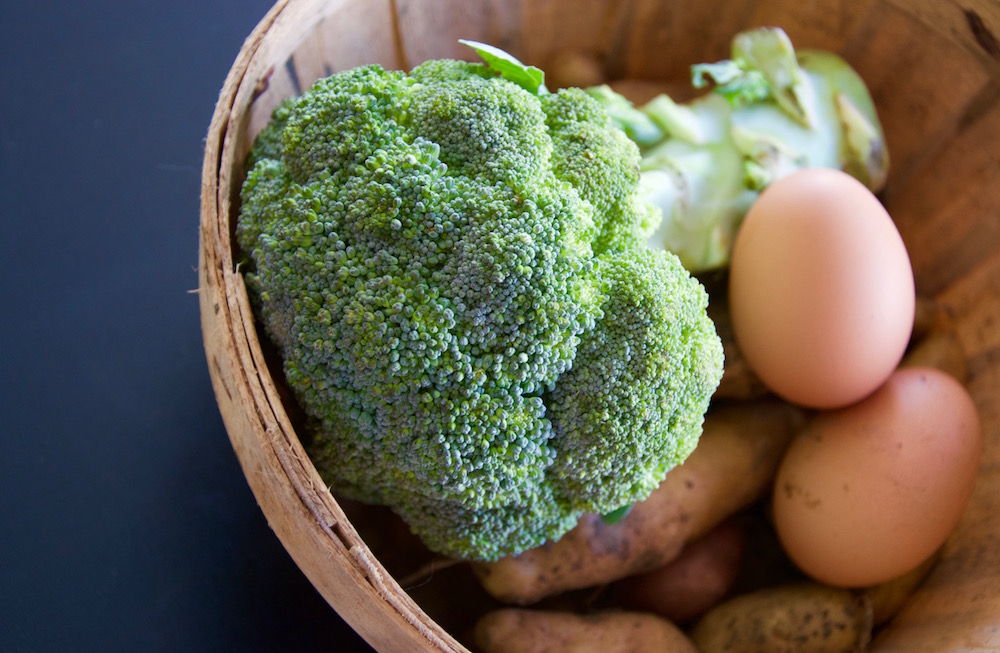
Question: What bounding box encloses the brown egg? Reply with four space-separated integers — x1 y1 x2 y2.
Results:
772 367 982 587
729 168 915 409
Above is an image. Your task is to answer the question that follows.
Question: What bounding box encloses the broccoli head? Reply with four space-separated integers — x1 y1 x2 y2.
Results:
236 44 724 561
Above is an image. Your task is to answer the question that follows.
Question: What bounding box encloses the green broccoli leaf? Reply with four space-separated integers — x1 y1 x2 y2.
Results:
691 60 771 106
460 39 548 95
691 28 813 127
601 504 634 525
731 27 813 126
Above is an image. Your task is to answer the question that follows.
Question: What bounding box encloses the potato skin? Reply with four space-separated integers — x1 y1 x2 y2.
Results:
707 289 770 401
691 584 873 653
865 550 939 626
474 608 698 653
900 327 967 382
613 518 746 623
475 400 806 604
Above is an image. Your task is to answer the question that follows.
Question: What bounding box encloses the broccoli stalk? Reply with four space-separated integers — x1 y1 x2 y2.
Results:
590 27 889 272
236 42 723 561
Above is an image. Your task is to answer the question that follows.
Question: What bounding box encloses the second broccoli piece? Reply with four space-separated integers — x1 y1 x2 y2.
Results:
237 43 723 562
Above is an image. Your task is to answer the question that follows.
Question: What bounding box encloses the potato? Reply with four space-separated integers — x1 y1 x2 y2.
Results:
690 584 873 653
911 295 952 342
474 608 698 653
706 287 770 400
474 399 806 604
865 550 940 626
545 50 606 90
900 327 967 382
613 518 746 623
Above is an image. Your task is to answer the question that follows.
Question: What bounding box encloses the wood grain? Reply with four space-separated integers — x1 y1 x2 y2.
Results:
198 0 1000 650
748 0 879 51
394 0 523 70
892 99 1000 295
843 2 993 189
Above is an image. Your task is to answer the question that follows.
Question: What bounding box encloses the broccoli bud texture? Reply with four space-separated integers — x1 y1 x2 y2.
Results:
236 44 724 561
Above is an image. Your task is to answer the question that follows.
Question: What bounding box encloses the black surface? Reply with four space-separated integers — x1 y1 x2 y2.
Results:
1 2 374 651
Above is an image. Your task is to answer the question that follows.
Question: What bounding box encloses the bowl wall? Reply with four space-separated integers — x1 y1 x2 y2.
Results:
200 0 1000 650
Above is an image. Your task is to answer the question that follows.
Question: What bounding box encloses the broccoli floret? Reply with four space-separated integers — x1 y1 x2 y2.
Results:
547 244 723 511
236 44 723 561
542 87 651 253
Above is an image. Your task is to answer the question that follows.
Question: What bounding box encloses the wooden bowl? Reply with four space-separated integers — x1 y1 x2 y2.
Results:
199 0 1000 650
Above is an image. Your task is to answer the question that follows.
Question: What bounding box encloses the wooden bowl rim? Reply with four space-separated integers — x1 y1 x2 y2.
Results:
198 1 466 650
198 1 1000 651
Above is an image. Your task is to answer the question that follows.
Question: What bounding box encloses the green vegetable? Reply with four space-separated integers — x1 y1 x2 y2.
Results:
458 39 548 95
590 27 889 272
236 43 724 561
601 504 634 525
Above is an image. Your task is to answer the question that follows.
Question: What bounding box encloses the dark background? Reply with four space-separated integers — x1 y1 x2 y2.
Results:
1 2 374 651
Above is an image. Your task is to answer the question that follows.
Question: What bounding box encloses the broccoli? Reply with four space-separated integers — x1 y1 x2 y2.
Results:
589 27 889 272
236 42 724 561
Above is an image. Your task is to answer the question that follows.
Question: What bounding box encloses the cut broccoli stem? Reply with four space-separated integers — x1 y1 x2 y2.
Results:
592 27 889 273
